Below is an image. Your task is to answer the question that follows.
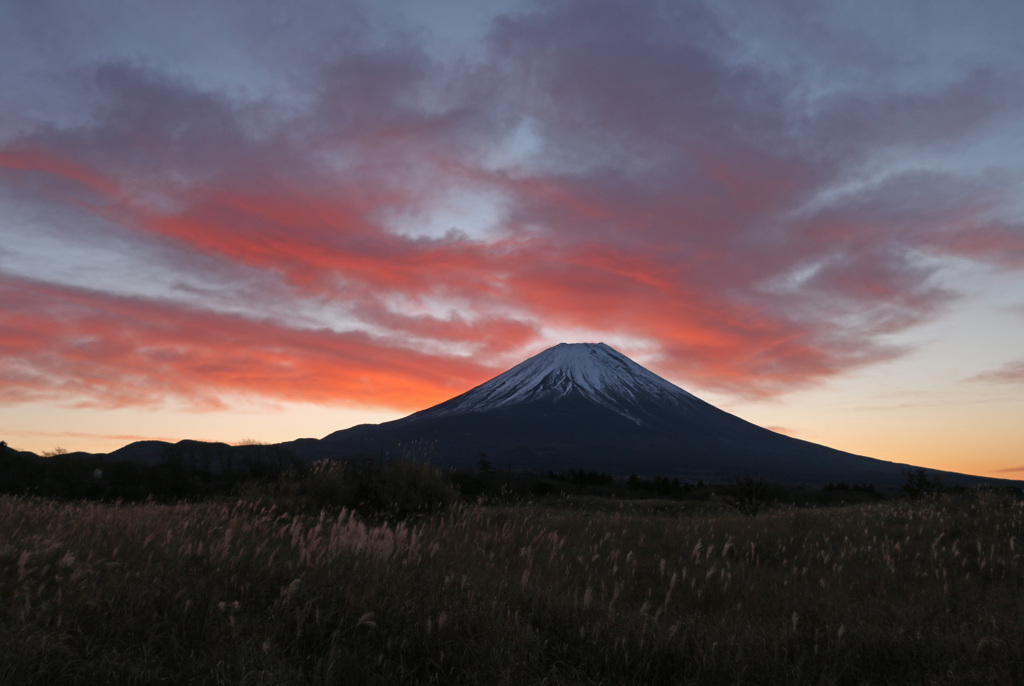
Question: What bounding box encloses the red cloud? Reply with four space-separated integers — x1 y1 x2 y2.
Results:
937 225 1024 270
3 2 1023 415
0 142 959 401
0 148 121 199
0 275 495 411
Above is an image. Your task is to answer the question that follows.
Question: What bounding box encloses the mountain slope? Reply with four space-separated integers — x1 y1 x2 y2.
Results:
413 342 697 425
311 342 978 487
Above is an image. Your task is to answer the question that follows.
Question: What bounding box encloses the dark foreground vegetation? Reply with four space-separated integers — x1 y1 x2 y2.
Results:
3 447 1024 685
1 437 902 509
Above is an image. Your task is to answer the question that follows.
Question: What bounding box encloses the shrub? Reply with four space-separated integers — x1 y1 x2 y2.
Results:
237 458 457 518
724 475 770 516
901 468 943 499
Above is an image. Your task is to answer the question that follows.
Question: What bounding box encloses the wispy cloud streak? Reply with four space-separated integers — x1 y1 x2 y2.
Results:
970 360 1024 385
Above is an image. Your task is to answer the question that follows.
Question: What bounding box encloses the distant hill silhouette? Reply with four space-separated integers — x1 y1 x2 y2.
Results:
18 343 1020 489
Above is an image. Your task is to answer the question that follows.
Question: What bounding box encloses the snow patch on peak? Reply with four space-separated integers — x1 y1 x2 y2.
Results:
418 342 697 422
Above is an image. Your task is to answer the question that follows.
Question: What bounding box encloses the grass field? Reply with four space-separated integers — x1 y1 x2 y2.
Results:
2 489 1023 684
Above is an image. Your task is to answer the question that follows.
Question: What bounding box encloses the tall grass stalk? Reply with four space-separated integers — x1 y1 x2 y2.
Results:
2 493 1022 684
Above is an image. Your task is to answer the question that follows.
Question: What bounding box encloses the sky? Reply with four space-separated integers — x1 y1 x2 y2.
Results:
1 0 1022 478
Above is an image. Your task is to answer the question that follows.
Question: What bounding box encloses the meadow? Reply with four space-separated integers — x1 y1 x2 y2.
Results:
2 480 1023 684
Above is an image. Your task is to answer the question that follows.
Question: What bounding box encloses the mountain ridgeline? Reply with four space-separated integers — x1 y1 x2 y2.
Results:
298 342 988 488
30 342 1013 489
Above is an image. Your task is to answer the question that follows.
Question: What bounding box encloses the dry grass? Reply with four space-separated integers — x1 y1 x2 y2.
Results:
2 492 1023 684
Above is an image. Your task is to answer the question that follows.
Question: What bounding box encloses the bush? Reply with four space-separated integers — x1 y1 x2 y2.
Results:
237 458 457 518
724 475 771 516
901 468 943 499
350 459 457 516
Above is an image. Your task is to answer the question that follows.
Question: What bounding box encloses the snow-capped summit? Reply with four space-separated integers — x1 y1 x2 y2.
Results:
412 342 696 425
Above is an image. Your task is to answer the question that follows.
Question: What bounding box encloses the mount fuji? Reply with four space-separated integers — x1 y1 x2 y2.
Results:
301 342 975 487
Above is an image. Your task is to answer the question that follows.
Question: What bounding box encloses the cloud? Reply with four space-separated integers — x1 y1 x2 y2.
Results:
0 275 494 410
970 360 1024 385
3 430 180 446
2 0 1024 411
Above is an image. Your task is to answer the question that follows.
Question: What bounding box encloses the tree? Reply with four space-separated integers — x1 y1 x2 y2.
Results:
725 475 770 516
901 468 943 499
